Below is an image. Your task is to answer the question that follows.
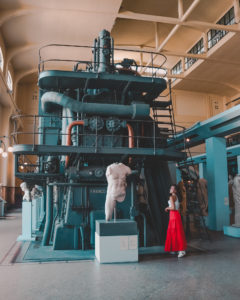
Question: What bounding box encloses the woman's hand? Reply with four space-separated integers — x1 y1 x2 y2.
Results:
165 207 169 212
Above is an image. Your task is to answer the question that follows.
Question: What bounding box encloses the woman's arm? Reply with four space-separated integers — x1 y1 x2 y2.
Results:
165 195 176 212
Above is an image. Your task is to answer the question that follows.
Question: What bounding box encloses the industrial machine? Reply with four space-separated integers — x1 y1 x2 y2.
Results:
13 30 185 251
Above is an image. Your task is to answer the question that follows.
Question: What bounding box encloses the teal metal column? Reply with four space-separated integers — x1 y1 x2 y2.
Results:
206 137 229 230
237 156 240 174
176 167 182 183
199 162 207 179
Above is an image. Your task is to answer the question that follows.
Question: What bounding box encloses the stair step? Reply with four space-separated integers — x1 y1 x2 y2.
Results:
152 100 172 108
154 115 171 118
158 127 172 132
155 121 173 125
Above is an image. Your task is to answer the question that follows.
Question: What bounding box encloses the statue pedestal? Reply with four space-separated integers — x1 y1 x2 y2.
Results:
17 201 35 241
95 219 138 263
223 225 240 238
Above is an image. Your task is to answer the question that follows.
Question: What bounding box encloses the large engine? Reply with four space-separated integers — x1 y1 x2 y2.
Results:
13 30 184 251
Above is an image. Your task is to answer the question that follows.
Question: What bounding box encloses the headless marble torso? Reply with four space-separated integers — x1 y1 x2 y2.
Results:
105 163 131 221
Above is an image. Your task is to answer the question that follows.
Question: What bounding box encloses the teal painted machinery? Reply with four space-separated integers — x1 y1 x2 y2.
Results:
13 30 185 250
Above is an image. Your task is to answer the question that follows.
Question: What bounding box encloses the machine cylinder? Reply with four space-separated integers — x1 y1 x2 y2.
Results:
97 29 112 73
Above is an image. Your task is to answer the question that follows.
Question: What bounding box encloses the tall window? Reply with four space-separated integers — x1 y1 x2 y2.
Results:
208 7 235 49
171 60 182 75
185 38 204 70
7 70 13 92
0 47 3 71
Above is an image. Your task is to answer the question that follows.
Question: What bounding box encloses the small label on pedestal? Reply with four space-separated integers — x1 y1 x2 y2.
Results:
129 236 137 250
120 236 128 250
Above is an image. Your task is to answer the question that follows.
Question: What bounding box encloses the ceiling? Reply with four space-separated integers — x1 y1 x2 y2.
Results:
0 0 239 99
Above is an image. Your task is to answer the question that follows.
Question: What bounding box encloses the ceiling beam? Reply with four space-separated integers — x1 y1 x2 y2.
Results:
167 73 240 93
117 11 240 33
115 44 240 67
141 0 201 71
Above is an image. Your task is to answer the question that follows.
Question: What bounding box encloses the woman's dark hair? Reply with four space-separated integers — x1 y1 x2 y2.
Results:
170 184 182 202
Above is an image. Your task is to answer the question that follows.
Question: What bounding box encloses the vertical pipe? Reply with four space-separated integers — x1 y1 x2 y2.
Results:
73 226 78 249
98 30 111 73
42 182 53 246
62 108 68 146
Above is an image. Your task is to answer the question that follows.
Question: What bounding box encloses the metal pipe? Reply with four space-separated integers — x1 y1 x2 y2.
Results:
42 183 53 246
126 123 134 148
66 120 84 146
65 120 84 167
61 108 68 146
98 29 111 73
74 226 78 249
41 92 150 119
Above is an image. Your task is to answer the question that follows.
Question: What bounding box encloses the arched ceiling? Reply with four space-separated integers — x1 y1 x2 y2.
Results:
0 0 239 99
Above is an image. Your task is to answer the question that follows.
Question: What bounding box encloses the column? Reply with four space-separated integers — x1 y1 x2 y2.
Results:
199 162 207 179
176 167 182 183
234 0 240 24
237 155 240 174
206 137 229 230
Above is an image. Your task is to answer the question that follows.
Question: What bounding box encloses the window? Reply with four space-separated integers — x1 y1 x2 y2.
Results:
0 47 3 71
185 38 204 70
171 60 182 75
208 7 235 49
7 70 13 92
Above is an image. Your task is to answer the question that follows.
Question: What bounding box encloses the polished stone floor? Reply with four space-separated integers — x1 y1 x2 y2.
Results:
0 209 240 300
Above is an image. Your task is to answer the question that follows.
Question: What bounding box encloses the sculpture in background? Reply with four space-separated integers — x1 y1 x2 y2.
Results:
31 185 43 199
105 162 131 221
232 174 240 226
20 182 31 202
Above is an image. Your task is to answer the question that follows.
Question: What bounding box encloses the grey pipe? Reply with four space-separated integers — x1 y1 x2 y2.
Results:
41 92 150 119
61 108 68 146
42 183 53 246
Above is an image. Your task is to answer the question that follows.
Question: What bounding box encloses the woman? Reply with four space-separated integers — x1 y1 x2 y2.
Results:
165 184 187 258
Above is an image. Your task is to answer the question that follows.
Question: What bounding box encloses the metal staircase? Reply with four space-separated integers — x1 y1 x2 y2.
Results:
152 80 176 139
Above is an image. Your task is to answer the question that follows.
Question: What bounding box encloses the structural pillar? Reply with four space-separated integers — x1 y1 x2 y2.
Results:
237 155 240 174
176 167 182 183
234 0 240 24
206 137 229 230
199 162 207 179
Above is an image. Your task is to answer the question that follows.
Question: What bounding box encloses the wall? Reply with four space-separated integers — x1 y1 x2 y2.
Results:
172 89 225 155
16 82 38 145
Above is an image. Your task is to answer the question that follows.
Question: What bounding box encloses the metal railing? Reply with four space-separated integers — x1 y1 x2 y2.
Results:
38 44 168 79
11 114 176 150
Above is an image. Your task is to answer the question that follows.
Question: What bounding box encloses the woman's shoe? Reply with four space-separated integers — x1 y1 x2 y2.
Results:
178 251 186 258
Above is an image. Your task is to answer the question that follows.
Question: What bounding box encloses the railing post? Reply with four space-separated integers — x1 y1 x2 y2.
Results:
33 115 36 150
153 121 156 155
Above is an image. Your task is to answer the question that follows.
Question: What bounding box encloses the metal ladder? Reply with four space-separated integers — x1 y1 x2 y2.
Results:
152 80 176 139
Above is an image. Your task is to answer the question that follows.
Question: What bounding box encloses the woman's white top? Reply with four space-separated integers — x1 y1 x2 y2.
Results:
168 196 180 210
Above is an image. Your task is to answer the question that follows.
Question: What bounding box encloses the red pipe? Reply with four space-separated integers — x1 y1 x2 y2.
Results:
65 120 84 167
126 123 134 148
65 121 133 167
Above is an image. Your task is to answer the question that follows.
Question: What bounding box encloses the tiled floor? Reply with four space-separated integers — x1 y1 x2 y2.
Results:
0 209 240 300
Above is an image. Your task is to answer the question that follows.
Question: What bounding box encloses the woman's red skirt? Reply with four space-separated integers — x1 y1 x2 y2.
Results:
164 210 187 252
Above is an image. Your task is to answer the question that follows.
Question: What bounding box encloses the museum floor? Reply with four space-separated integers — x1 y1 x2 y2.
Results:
0 209 239 300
